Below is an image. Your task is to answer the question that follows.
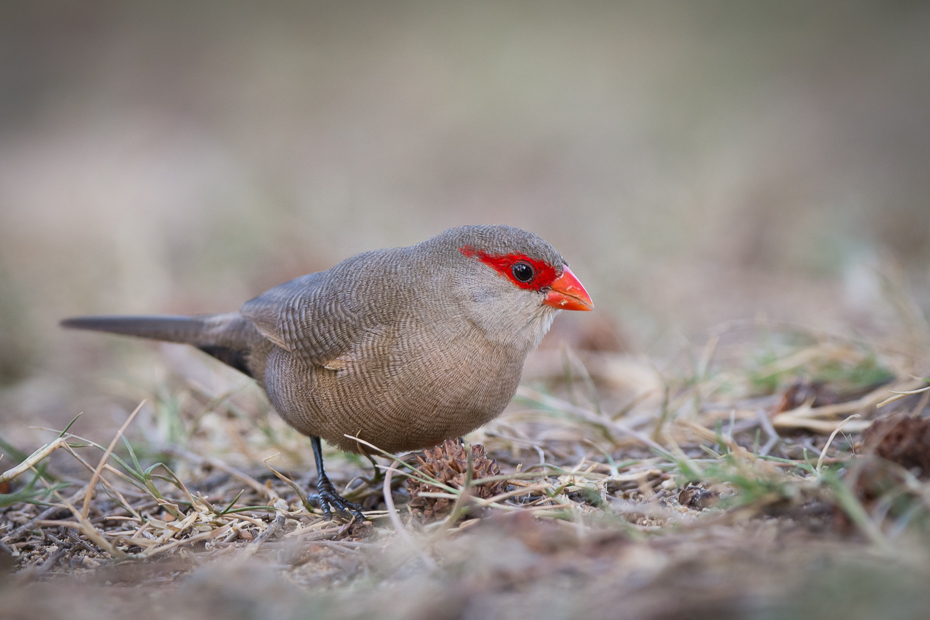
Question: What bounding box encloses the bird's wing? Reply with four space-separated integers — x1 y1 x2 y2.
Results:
240 272 365 367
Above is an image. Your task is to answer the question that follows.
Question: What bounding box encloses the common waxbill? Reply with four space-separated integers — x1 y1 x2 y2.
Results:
62 225 593 519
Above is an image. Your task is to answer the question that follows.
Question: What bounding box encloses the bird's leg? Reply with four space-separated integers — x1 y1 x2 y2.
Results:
310 436 367 521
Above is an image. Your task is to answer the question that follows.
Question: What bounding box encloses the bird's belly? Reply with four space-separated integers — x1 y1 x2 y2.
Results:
263 343 523 453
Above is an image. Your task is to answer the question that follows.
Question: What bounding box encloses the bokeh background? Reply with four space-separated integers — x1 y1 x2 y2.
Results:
1 1 929 436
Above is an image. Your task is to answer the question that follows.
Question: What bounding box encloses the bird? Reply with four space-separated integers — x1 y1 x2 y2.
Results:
61 225 593 520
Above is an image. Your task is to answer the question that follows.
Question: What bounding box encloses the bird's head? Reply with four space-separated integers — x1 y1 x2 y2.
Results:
426 225 593 349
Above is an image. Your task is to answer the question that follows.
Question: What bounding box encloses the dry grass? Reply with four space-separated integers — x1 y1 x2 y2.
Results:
2 310 930 618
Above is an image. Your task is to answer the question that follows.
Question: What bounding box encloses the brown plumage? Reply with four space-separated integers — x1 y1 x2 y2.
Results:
62 225 593 519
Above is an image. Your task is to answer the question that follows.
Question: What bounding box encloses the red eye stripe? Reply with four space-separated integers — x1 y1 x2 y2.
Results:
459 246 560 290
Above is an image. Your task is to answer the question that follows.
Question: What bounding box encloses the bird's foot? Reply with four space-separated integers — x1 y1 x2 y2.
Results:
314 480 367 522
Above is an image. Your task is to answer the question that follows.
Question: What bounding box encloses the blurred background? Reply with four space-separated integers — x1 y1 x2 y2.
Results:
1 1 929 437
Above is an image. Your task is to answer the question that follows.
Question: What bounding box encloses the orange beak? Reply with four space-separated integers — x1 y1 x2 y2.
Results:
544 266 594 311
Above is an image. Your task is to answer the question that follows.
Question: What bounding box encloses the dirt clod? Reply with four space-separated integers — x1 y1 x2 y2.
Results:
863 415 930 477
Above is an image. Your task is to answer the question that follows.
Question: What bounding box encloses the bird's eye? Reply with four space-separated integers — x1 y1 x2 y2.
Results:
511 261 535 283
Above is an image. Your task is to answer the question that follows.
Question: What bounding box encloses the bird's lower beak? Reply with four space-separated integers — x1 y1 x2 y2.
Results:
544 266 594 311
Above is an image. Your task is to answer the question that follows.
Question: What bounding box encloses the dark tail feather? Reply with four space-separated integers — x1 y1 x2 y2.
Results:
61 314 256 377
60 315 211 343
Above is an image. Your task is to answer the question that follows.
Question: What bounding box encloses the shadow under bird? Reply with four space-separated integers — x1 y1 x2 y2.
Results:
62 225 594 520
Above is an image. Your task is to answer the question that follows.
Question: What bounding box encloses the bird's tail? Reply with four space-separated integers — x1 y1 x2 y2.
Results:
61 313 257 377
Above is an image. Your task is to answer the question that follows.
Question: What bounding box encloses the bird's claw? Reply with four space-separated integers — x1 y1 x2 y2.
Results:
314 483 367 522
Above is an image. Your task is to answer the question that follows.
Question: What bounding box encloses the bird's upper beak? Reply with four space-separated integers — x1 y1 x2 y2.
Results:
543 266 594 311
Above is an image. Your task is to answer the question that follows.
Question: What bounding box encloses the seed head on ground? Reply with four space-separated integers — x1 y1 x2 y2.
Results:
408 439 509 521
